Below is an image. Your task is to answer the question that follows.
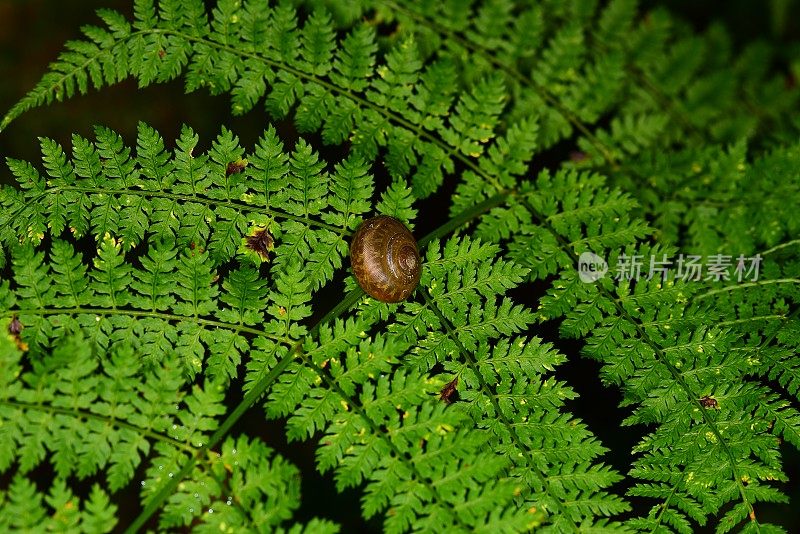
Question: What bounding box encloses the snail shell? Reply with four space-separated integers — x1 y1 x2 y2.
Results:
350 215 421 303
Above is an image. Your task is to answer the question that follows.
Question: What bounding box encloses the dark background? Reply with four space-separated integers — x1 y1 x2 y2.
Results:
1 0 799 532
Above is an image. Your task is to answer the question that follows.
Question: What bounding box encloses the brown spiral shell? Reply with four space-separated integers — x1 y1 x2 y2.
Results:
350 215 421 303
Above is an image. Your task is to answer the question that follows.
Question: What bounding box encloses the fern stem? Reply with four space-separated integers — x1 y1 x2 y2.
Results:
420 290 584 532
693 278 800 300
418 191 511 247
732 304 800 358
762 239 800 256
717 314 786 327
318 286 364 321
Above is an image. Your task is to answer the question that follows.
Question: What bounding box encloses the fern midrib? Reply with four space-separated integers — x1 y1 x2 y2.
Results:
648 468 686 534
644 336 783 534
2 308 286 344
762 239 800 257
732 302 800 418
518 197 761 529
571 225 647 248
759 400 800 450
753 304 800 352
393 272 518 345
68 185 345 235
0 398 191 453
717 314 786 327
546 199 634 224
422 291 584 533
694 278 800 300
127 311 478 532
665 182 800 210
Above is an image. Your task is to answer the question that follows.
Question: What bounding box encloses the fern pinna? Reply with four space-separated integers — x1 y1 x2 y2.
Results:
1 0 800 533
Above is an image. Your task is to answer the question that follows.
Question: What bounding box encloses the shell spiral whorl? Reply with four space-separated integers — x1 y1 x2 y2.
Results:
350 215 421 303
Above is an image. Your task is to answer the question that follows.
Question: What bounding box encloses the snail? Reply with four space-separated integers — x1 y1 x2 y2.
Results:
350 215 422 303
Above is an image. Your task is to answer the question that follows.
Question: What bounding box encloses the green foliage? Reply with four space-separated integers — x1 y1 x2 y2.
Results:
1 0 799 533
0 125 628 532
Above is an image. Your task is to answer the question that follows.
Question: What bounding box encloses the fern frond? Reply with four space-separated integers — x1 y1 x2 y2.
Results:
0 327 334 532
1 123 629 532
1 1 546 200
2 1 800 531
464 154 799 532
